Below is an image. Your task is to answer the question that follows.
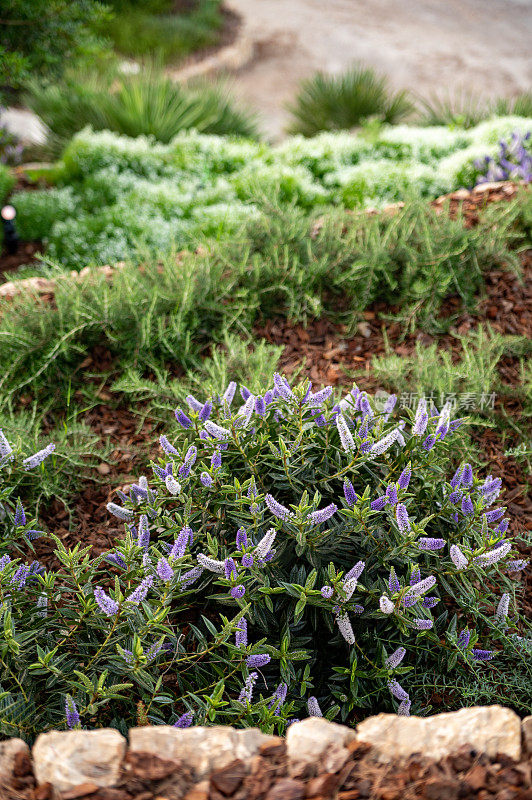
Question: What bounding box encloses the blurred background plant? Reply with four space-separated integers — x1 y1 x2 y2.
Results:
24 66 258 158
96 0 225 64
286 65 414 136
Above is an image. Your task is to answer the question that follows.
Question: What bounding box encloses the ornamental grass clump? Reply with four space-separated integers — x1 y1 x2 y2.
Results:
0 378 530 741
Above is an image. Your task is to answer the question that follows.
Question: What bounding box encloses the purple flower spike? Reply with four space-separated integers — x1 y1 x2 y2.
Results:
211 449 222 470
450 544 468 570
107 502 133 522
386 484 398 506
159 435 179 455
0 430 13 462
308 503 337 526
388 567 400 594
200 472 213 487
199 400 212 422
422 596 439 608
461 463 473 488
410 566 421 585
385 647 406 669
174 711 194 728
156 557 174 582
137 515 150 550
413 619 433 630
507 559 527 572
398 464 412 490
321 586 333 599
457 629 470 649
344 561 365 583
336 415 355 452
395 503 411 533
484 508 505 524
222 382 237 406
418 537 446 551
475 541 511 567
23 443 55 470
94 586 119 616
398 698 411 716
175 408 192 429
388 679 409 701
450 464 464 489
205 420 231 440
13 500 26 527
107 552 127 569
422 434 436 451
242 553 254 568
65 695 80 729
343 479 357 506
309 387 333 407
236 527 248 550
231 585 246 600
413 412 428 436
371 495 387 511
235 618 247 647
461 496 474 516
273 373 296 402
238 672 257 703
265 494 293 521
246 653 271 668
268 682 288 716
497 518 509 534
307 696 323 717
126 576 153 605
255 396 266 416
495 593 510 621
371 429 400 455
472 649 494 661
225 558 238 581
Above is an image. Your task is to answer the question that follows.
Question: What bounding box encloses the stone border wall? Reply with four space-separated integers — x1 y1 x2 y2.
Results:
1 706 530 795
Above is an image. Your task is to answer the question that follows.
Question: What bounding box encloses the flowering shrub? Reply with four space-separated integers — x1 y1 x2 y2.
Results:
1 378 529 740
475 132 532 185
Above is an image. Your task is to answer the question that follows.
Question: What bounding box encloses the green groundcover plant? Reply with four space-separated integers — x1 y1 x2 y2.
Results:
0 376 529 741
10 116 532 269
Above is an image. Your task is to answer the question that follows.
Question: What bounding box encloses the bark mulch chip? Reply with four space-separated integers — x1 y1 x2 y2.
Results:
3 742 532 800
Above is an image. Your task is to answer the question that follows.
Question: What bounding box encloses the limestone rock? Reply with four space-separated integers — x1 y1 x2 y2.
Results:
522 716 532 755
356 705 521 762
286 717 356 773
128 725 277 780
0 738 30 783
32 729 126 792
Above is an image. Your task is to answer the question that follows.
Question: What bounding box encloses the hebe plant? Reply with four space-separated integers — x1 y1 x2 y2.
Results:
0 376 529 741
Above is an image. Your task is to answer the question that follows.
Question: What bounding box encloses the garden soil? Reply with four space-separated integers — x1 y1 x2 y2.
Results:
4 738 532 799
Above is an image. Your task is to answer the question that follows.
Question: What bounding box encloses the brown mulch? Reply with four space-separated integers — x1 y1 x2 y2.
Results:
4 739 532 800
0 241 42 280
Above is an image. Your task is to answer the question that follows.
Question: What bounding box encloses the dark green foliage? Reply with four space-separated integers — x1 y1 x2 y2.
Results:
287 65 413 136
0 0 110 94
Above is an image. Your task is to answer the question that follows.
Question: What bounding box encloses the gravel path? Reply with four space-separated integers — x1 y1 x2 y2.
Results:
228 0 532 138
